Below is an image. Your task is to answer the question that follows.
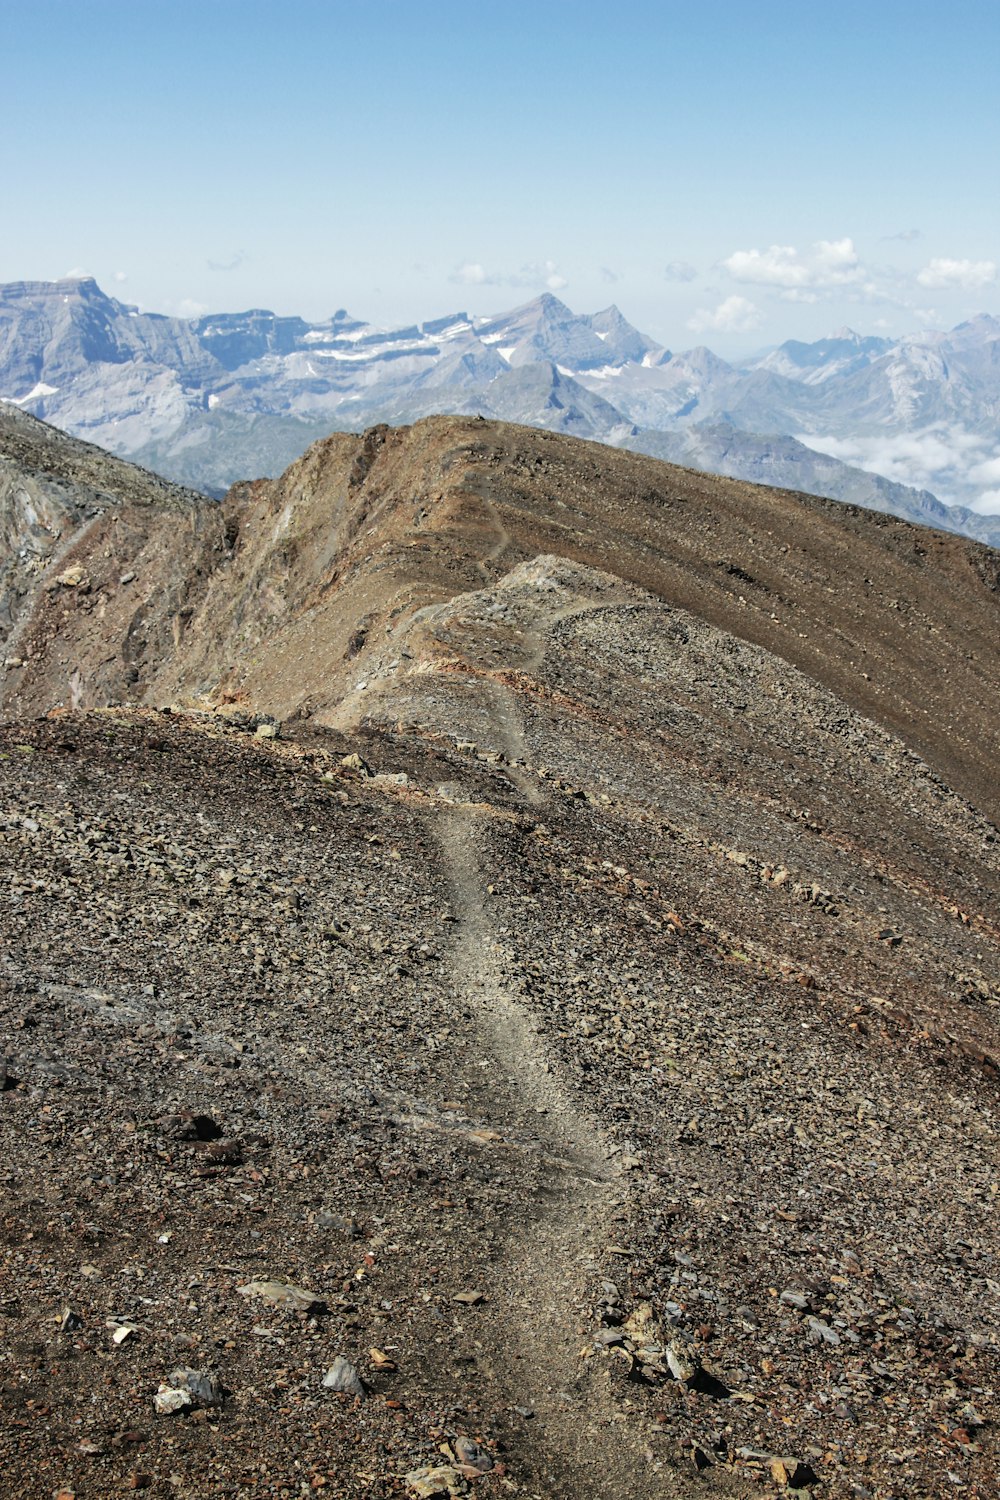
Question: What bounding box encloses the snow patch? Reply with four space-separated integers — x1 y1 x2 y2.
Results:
434 321 472 341
10 382 59 404
497 346 516 364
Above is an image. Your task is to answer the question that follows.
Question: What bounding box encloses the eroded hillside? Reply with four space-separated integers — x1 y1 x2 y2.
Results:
4 414 1000 821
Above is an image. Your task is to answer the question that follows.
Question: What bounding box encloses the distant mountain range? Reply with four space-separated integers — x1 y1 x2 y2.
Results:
2 275 999 546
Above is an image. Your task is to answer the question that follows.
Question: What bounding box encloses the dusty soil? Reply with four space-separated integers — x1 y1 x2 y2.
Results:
1 609 996 1499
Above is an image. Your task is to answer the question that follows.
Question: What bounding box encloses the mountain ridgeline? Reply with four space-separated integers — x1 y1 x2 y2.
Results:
3 406 999 824
2 275 1000 542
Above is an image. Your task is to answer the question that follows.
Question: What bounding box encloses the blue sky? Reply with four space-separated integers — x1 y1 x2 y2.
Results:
4 0 998 352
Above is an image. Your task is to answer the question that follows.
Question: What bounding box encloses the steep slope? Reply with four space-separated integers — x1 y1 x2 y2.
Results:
165 418 1000 823
628 422 1000 548
0 402 223 711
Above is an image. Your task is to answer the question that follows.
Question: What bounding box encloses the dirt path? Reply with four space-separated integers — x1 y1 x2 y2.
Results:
436 806 669 1497
322 550 712 1492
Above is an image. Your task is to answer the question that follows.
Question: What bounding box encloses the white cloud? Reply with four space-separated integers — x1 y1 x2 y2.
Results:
664 260 697 283
969 488 1000 515
113 270 128 284
916 257 997 290
208 251 246 273
724 238 866 295
687 295 762 334
968 456 1000 485
452 262 493 285
177 297 208 319
450 259 568 292
63 265 91 279
799 423 1000 508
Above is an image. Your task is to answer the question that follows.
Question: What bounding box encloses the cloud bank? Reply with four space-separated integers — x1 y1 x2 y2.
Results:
450 260 568 292
916 257 997 290
800 423 1000 512
687 295 761 333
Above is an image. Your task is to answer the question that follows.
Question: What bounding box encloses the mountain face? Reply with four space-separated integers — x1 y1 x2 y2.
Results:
3 278 1000 538
0 401 221 704
1 414 998 1499
627 422 1000 548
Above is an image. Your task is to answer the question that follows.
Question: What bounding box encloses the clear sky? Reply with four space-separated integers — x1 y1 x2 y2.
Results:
4 0 998 353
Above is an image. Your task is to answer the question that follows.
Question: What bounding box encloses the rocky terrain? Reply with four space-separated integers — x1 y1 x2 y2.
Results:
4 277 1000 537
0 415 998 1499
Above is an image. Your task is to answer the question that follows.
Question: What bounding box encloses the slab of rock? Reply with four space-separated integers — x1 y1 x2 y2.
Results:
404 1465 467 1498
237 1279 322 1312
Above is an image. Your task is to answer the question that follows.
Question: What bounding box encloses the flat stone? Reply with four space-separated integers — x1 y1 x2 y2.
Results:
404 1465 466 1498
153 1385 191 1416
237 1280 321 1312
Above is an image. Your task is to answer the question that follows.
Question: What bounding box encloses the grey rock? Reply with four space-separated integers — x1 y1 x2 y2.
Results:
322 1355 365 1398
451 1435 493 1472
780 1290 811 1311
806 1317 841 1347
169 1367 223 1407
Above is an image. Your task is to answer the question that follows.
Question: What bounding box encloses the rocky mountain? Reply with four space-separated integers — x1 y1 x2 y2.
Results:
0 401 219 700
3 277 1000 538
628 423 1000 548
1 413 998 1497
